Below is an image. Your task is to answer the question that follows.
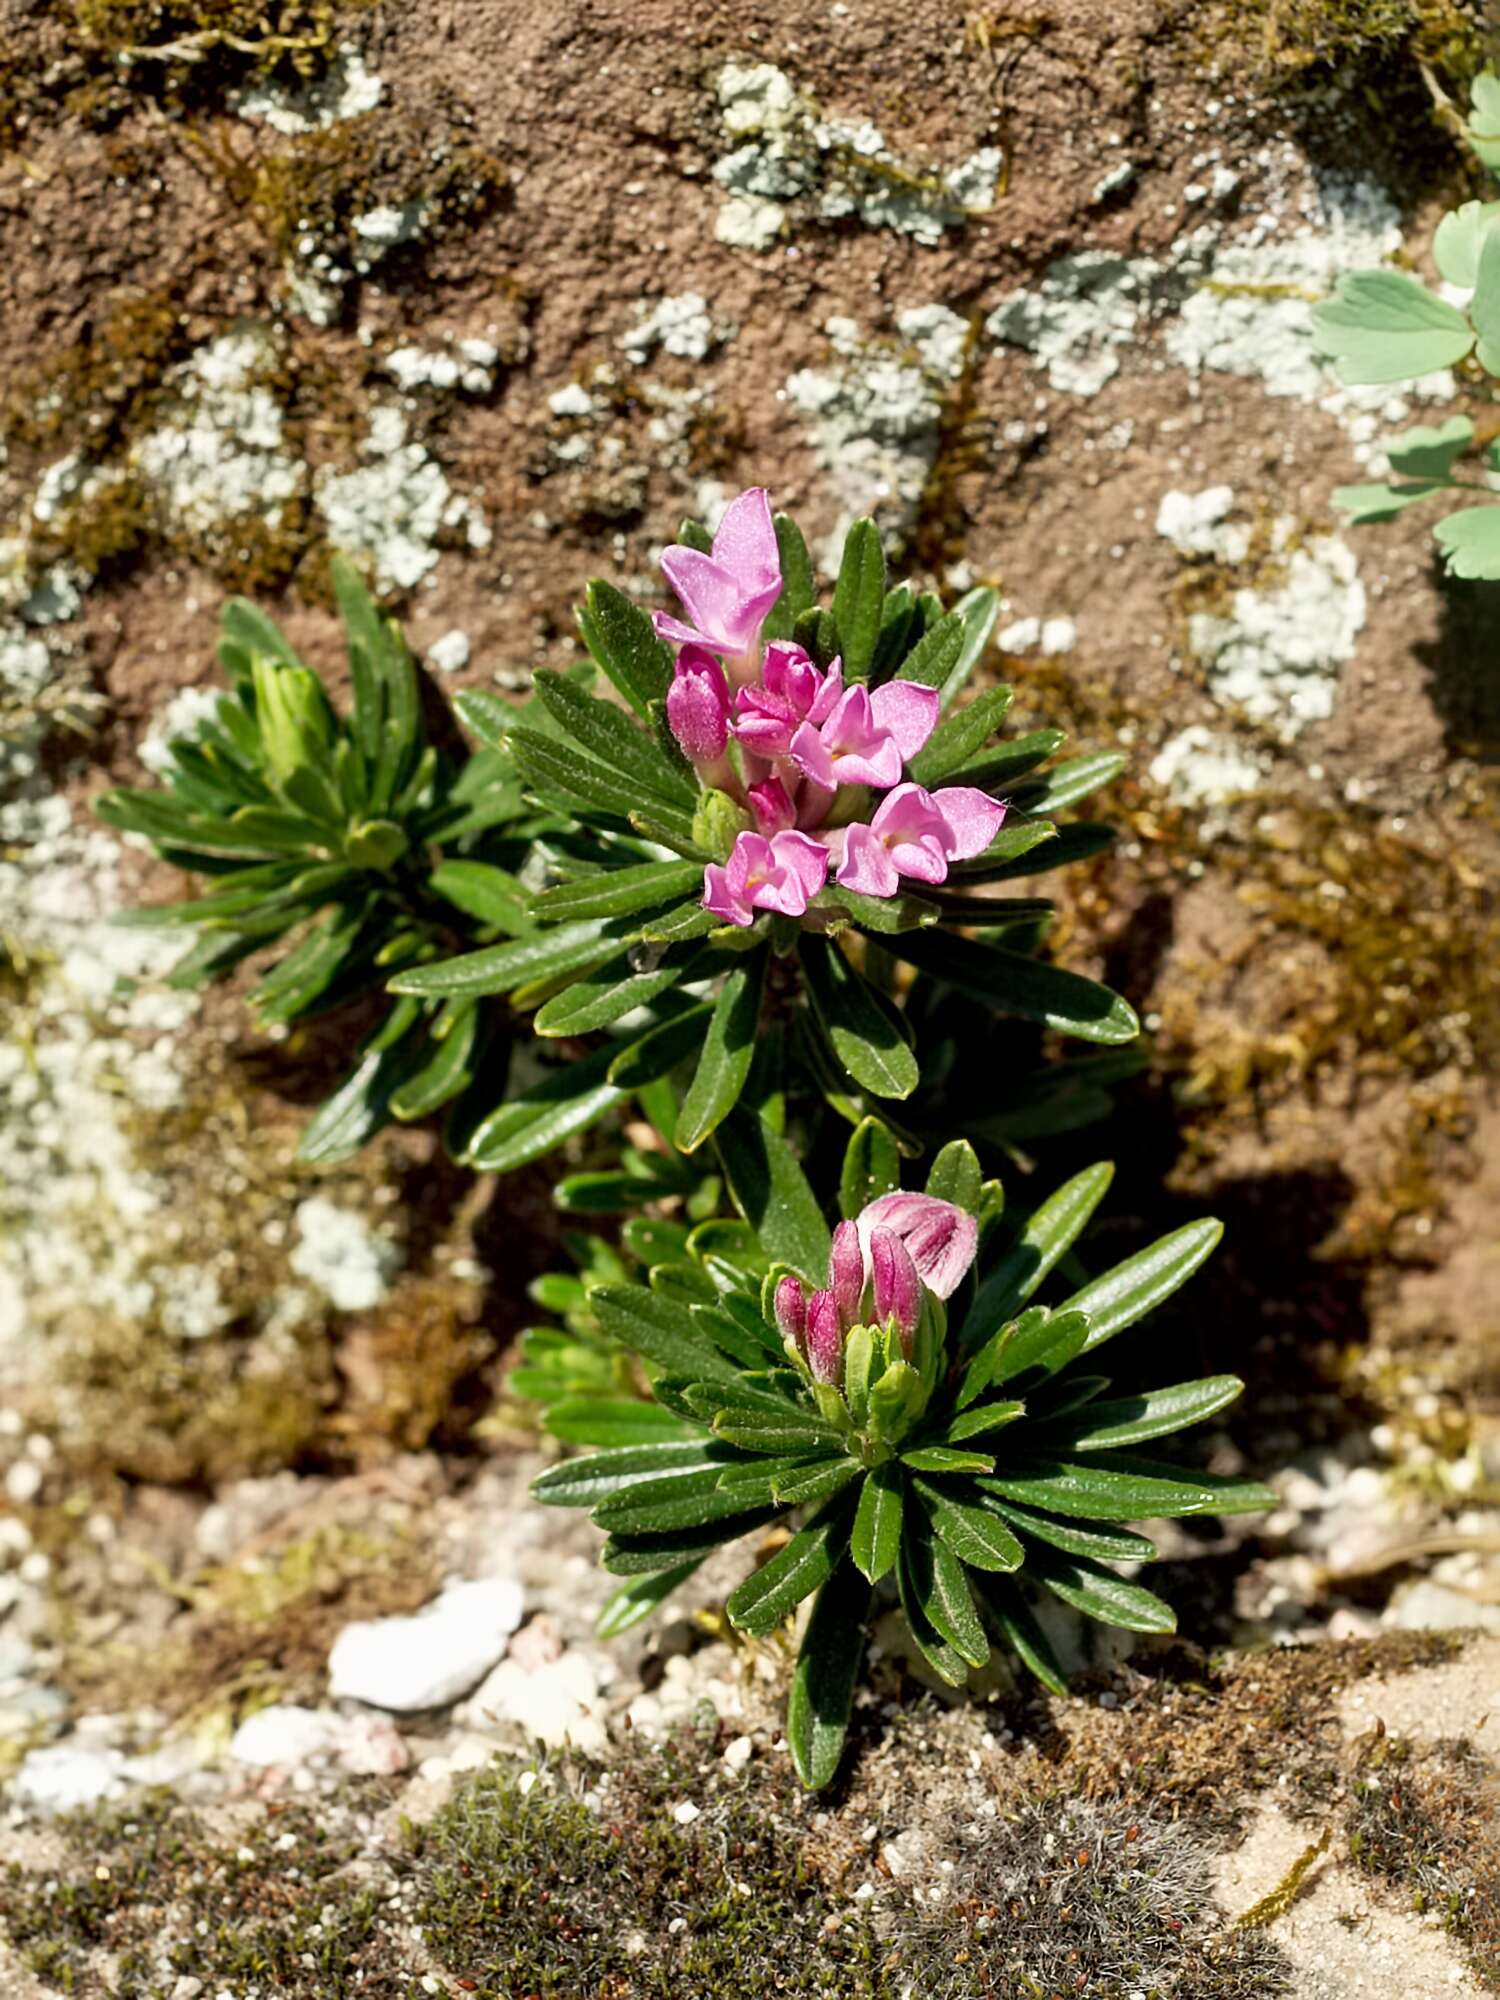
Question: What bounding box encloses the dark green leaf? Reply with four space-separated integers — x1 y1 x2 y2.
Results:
676 951 767 1152
762 514 816 643
1059 1219 1223 1354
532 858 705 923
595 1468 776 1535
1010 752 1126 816
944 727 1066 794
980 1497 1157 1563
830 518 885 678
532 1441 730 1508
981 1583 1068 1696
787 1560 871 1788
890 931 1140 1045
1030 1550 1177 1634
840 1116 902 1220
801 935 917 1100
606 1002 714 1087
924 1139 983 1213
850 1463 903 1583
452 687 514 751
389 917 612 999
533 948 696 1037
596 1559 704 1637
589 1281 744 1385
715 1108 831 1280
943 1400 1025 1443
773 1458 859 1507
905 685 1014 788
894 608 966 692
907 1520 990 1666
532 669 696 805
464 1041 624 1173
1041 1376 1243 1451
727 1503 852 1636
389 1003 484 1120
428 860 535 935
959 1162 1115 1353
580 580 674 718
544 1400 694 1448
914 1478 1024 1573
602 1510 780 1574
978 1454 1278 1521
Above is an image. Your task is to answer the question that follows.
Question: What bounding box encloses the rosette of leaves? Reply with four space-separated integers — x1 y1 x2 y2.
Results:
389 510 1138 1179
95 559 551 1161
531 1126 1276 1789
508 1195 768 1432
1312 72 1500 580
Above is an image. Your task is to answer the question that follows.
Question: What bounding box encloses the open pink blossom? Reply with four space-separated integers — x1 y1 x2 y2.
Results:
701 829 830 928
665 645 731 765
857 1191 978 1301
654 489 782 674
836 782 1006 897
788 681 940 791
733 644 843 757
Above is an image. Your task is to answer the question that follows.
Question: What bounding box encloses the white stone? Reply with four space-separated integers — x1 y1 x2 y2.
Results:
1039 616 1077 656
13 1743 125 1812
1149 727 1263 808
723 1734 754 1773
458 1646 608 1754
4 1459 42 1504
289 1196 401 1312
548 383 597 417
998 617 1041 653
427 630 471 674
328 1576 524 1711
229 1704 346 1767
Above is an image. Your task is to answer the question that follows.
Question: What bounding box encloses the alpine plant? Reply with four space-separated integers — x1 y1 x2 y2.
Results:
532 1130 1276 1790
94 560 549 1162
392 489 1139 1170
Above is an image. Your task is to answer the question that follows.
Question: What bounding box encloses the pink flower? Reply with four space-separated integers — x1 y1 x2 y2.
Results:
788 681 940 791
870 1226 921 1349
665 645 731 765
857 1191 978 1301
829 1220 865 1329
836 782 1006 897
733 645 843 757
701 829 830 928
773 1274 808 1349
804 1289 843 1385
655 489 782 673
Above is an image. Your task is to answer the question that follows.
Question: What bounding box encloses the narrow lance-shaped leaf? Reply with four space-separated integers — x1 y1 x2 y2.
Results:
675 949 767 1152
831 518 886 678
801 934 918 1101
787 1560 872 1790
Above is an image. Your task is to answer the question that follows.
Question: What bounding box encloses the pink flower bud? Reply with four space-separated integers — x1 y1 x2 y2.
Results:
829 1220 865 1330
666 645 731 764
773 1274 807 1348
747 776 796 835
804 1289 843 1386
870 1226 921 1351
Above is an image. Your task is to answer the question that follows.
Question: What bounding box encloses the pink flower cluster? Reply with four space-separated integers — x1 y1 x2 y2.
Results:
772 1192 979 1386
654 490 1007 930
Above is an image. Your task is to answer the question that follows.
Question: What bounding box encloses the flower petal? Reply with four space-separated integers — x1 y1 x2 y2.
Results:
871 680 941 762
659 548 749 653
711 487 779 594
858 1191 978 1299
836 821 900 898
932 786 1007 860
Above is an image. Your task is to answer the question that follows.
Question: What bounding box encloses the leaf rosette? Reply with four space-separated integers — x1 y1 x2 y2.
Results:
393 492 1139 1171
531 1128 1275 1789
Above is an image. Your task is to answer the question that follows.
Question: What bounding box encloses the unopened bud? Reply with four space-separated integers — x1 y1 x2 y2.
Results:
829 1220 865 1330
804 1289 843 1386
870 1226 920 1352
773 1274 807 1348
666 645 731 764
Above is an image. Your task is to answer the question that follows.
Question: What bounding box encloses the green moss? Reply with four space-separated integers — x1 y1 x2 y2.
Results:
412 1739 888 1998
4 1794 401 1998
1347 1734 1500 1986
56 0 377 113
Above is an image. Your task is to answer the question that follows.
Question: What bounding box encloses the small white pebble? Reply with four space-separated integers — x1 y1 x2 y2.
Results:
672 1801 700 1825
5 1461 43 1504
